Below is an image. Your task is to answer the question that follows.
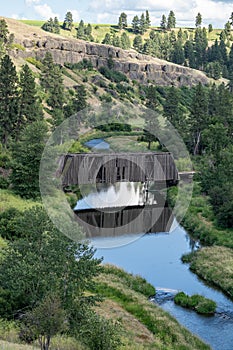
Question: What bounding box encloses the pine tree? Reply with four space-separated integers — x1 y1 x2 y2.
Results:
143 85 159 150
132 16 140 34
230 12 233 26
167 11 176 30
171 41 185 65
208 24 213 33
224 21 231 38
77 20 85 39
118 13 127 29
139 13 147 34
18 64 43 131
121 32 131 49
102 33 112 45
10 121 48 198
160 15 167 31
190 83 209 155
145 10 151 29
195 12 202 28
133 35 143 51
42 18 54 33
84 23 92 38
0 19 9 44
163 86 184 134
64 85 87 120
0 55 19 146
62 11 73 31
184 40 195 68
54 17 60 34
40 52 55 91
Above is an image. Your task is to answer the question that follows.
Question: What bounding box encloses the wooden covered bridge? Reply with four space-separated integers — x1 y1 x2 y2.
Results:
59 152 179 187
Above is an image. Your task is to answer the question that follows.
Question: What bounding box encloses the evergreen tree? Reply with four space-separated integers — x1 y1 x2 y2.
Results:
112 35 121 47
42 18 54 33
53 17 60 34
132 15 140 34
163 86 185 134
224 21 231 38
64 85 88 120
230 12 233 26
0 55 19 146
102 33 112 45
118 12 127 29
160 15 167 31
133 35 143 51
171 41 185 65
139 13 147 34
184 40 195 68
167 11 176 30
121 32 131 49
0 19 9 44
77 20 85 39
195 13 202 27
145 10 151 29
10 121 48 198
177 28 183 41
208 24 213 33
84 23 92 36
189 83 209 155
40 53 65 120
18 64 43 130
143 86 159 150
62 11 73 31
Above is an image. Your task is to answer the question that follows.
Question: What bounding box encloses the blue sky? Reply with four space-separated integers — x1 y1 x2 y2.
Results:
1 0 233 28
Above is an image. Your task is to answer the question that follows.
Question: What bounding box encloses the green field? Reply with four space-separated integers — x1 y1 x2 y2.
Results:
20 20 223 45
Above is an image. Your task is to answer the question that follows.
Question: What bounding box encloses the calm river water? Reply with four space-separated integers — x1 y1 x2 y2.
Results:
74 139 233 350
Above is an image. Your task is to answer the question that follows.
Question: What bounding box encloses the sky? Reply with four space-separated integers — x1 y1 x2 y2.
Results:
1 0 233 28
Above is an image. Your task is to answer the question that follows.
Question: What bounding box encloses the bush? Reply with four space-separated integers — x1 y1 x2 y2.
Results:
64 59 93 71
0 207 22 240
99 66 128 83
174 292 216 315
79 313 122 350
26 57 43 69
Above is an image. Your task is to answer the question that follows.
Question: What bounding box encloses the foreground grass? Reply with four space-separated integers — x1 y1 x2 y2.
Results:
94 265 210 350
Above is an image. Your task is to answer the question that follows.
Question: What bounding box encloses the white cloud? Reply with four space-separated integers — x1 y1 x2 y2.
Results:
34 4 60 20
25 0 41 6
67 9 79 22
11 13 28 20
90 0 233 28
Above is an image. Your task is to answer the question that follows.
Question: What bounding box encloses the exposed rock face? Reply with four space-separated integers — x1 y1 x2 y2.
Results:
11 34 209 87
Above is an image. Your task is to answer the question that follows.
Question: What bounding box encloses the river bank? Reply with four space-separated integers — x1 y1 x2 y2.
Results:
168 182 233 300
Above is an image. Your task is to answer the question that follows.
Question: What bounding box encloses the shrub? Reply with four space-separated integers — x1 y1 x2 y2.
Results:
26 57 43 69
99 66 128 83
174 292 216 315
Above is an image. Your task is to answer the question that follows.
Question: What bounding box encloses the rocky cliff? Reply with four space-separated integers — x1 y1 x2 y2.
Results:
6 18 209 87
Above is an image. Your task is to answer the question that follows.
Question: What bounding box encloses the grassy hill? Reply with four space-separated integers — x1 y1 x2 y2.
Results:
21 20 224 46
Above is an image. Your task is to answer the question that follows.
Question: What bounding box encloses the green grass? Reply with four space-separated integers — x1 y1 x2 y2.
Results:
94 267 211 350
168 182 233 248
174 292 216 315
19 20 225 47
183 246 233 300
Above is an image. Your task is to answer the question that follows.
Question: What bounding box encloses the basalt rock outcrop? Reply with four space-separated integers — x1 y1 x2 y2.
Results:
8 20 209 87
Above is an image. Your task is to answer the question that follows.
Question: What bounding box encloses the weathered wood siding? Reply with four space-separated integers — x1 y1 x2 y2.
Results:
60 152 179 186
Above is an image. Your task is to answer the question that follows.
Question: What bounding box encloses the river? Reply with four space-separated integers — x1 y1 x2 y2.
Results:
73 139 233 350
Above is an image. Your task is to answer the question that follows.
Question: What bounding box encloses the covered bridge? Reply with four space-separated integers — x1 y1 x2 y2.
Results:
59 152 179 187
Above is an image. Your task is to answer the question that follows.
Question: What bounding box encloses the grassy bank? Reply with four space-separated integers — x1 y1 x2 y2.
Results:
94 265 210 350
183 247 233 300
168 181 233 300
168 182 233 248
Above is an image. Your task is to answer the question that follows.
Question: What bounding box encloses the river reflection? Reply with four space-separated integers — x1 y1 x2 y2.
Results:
74 180 233 350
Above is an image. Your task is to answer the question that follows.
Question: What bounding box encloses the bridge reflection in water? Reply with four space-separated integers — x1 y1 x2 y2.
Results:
74 186 174 239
